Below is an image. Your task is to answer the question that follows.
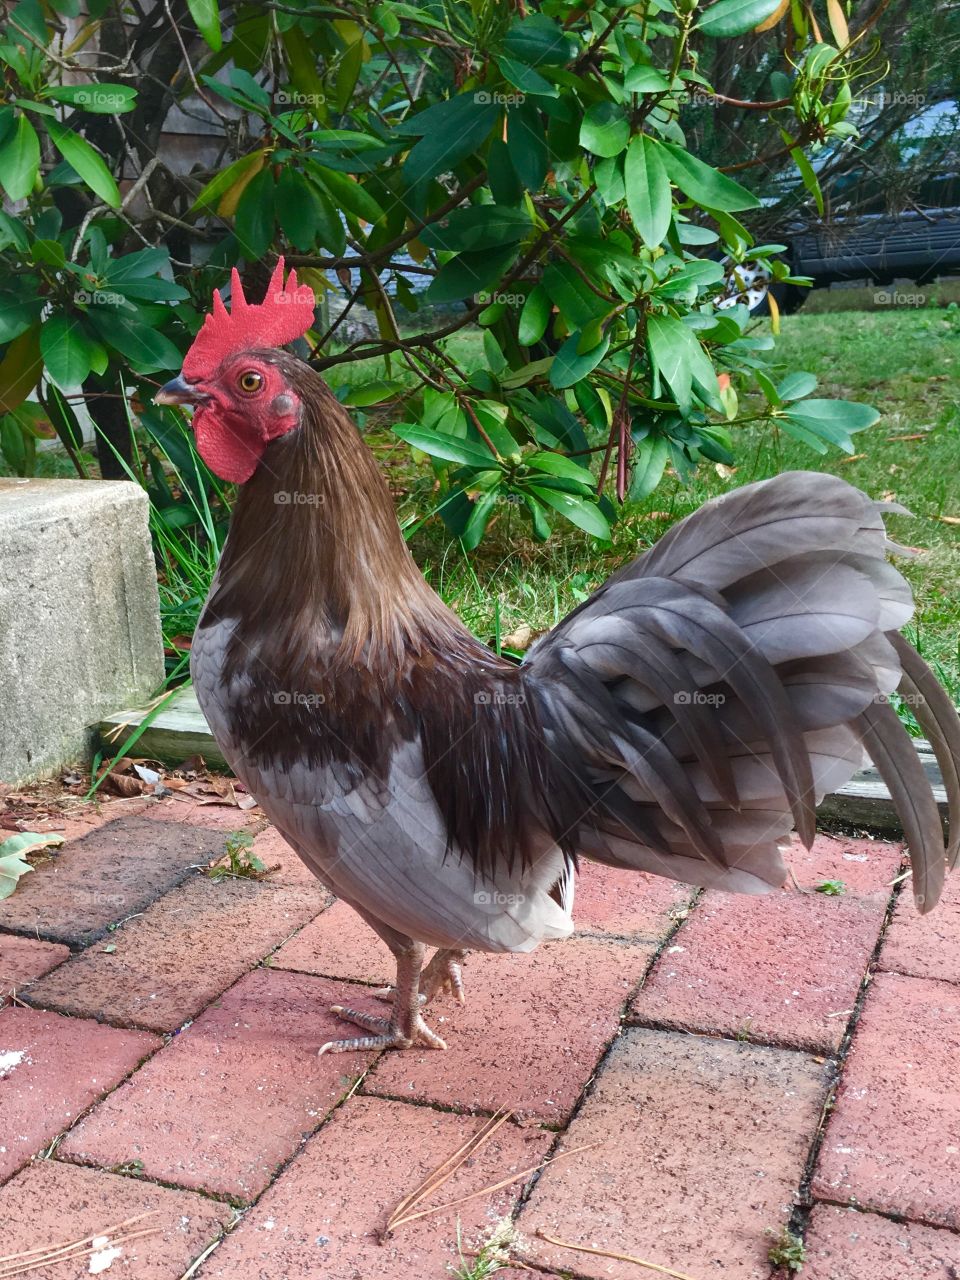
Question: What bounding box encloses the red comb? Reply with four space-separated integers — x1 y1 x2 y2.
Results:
182 257 316 380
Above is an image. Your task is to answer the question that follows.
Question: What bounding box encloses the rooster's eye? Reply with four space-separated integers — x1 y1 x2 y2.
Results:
238 370 263 394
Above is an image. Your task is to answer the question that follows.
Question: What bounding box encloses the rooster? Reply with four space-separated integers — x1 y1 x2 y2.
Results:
156 259 960 1055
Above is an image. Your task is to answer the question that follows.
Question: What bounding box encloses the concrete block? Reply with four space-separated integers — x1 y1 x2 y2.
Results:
0 477 163 784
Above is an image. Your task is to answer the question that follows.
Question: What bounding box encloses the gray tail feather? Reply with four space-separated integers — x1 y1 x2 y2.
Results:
525 472 957 914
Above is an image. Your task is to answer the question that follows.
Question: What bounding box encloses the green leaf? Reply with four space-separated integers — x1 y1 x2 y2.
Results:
495 55 559 97
88 311 182 374
528 485 611 539
508 101 549 191
523 493 551 541
624 65 672 93
777 371 817 401
45 118 120 207
647 313 719 415
43 83 137 112
518 284 551 346
461 490 500 550
526 451 595 487
40 314 94 389
187 0 222 50
403 95 498 189
790 144 824 216
697 0 786 38
629 435 670 500
659 142 760 212
425 246 517 305
502 14 577 66
488 138 523 206
580 102 629 158
190 150 266 213
235 167 276 258
549 330 610 389
0 850 32 898
0 831 64 898
310 165 383 223
624 135 672 247
418 206 532 252
782 398 879 452
277 167 323 251
0 113 39 201
342 379 406 406
393 423 500 468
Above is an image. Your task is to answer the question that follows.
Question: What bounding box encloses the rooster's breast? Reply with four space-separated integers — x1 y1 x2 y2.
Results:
189 613 573 954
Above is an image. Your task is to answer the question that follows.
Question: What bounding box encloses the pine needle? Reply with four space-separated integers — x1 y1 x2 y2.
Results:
383 1107 513 1236
389 1141 602 1230
536 1230 700 1280
0 1215 161 1279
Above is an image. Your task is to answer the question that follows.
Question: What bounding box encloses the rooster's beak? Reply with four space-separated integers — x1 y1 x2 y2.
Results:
155 374 203 406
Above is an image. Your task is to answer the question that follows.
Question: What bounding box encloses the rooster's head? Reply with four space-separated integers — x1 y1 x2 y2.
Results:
155 258 316 483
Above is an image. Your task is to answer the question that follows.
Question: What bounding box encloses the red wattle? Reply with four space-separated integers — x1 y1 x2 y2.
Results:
193 408 265 483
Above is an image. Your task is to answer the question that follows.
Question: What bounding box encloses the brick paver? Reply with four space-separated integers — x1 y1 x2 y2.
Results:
630 888 885 1052
144 795 264 830
0 1005 158 1184
204 1096 552 1280
813 971 960 1228
271 897 392 984
28 874 329 1032
783 833 903 898
250 825 327 886
0 1158 231 1280
1 934 69 995
788 1203 960 1278
366 937 657 1122
518 1027 831 1279
879 862 960 985
572 862 694 938
58 967 378 1201
0 817 226 946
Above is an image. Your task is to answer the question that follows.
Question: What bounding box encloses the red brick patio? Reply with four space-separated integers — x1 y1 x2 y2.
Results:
1 797 959 1278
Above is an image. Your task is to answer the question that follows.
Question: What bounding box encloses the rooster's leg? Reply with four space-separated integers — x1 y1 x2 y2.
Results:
372 946 468 1007
420 948 467 1005
318 924 447 1054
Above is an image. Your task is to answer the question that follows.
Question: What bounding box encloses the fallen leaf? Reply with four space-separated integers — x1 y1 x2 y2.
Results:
100 772 147 798
939 515 960 526
501 624 534 652
0 832 64 899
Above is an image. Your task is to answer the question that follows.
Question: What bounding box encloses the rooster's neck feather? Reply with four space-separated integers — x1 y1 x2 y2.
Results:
205 353 475 677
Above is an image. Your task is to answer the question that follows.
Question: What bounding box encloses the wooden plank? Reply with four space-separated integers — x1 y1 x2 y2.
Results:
100 685 228 770
102 691 949 836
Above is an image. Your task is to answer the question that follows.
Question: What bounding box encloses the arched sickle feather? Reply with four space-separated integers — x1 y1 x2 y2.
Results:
889 631 960 868
856 698 946 913
182 257 316 380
